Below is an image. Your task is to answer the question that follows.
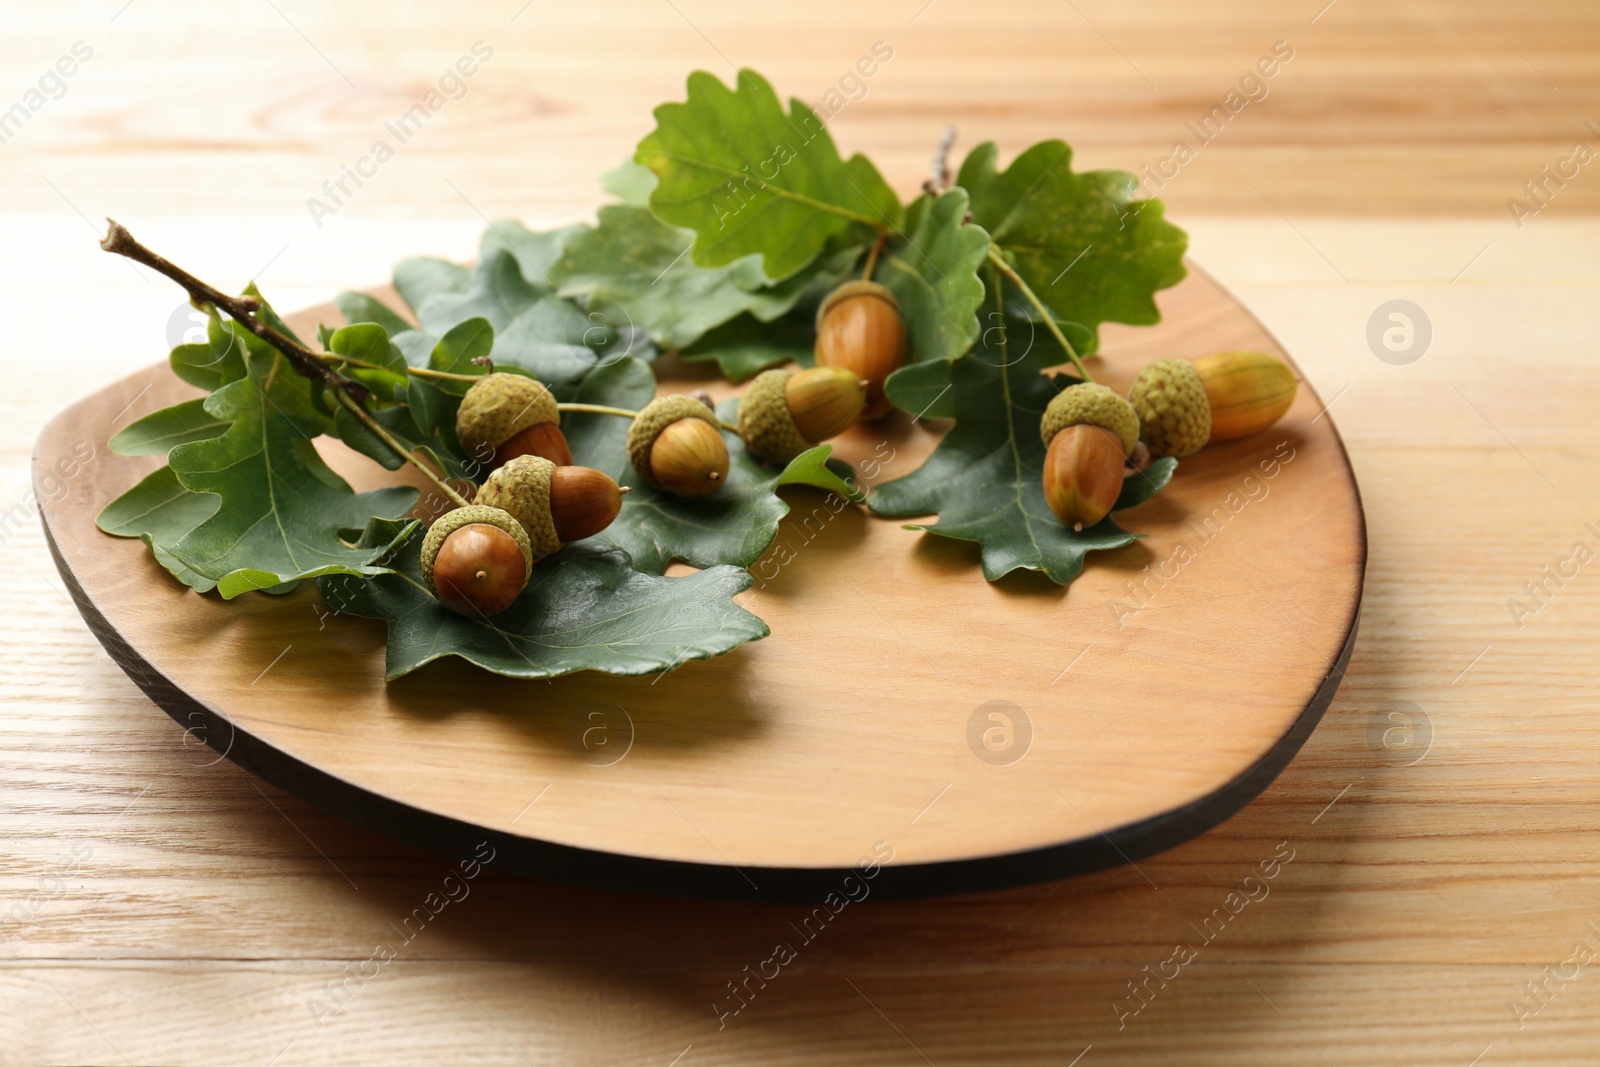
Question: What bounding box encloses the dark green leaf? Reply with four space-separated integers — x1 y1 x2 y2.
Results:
97 465 222 592
411 251 546 335
869 300 1172 585
557 362 859 572
318 540 769 681
428 317 495 389
393 257 470 317
876 190 991 363
109 399 229 457
479 219 586 286
335 291 413 336
164 377 419 597
636 69 901 281
679 311 814 381
329 322 410 402
550 204 820 349
958 140 1187 334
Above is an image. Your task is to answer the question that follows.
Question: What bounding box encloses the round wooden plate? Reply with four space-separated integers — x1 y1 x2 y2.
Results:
36 265 1363 902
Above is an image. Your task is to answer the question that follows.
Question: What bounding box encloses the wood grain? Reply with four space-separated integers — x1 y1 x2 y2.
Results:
34 265 1362 900
3 0 1600 1063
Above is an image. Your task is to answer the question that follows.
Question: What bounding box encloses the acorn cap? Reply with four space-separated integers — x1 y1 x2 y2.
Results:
626 394 721 487
1128 358 1211 458
473 455 563 557
456 373 559 463
1040 382 1140 456
738 369 812 465
420 504 533 595
815 279 900 330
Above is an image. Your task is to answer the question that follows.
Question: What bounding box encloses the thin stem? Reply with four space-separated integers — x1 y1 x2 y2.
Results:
862 232 888 282
985 244 1093 383
335 392 472 509
317 351 482 384
99 219 369 401
556 403 640 419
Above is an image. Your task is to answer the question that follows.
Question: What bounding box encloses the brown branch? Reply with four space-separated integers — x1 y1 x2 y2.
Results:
100 218 480 509
100 218 368 402
922 125 957 197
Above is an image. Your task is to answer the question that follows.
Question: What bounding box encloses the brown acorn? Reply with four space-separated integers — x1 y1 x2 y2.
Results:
625 395 730 497
474 455 625 554
455 372 572 469
1042 425 1126 531
420 504 534 617
1038 382 1142 531
815 280 906 420
737 367 868 465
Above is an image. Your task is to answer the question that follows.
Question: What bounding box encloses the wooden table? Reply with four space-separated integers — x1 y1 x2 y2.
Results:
4 1 1598 1063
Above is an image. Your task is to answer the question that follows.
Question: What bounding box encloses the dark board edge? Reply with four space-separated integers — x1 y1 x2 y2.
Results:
40 500 1363 903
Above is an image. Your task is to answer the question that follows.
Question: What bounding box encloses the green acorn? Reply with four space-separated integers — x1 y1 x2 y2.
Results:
737 367 866 465
420 504 534 617
1128 358 1211 458
456 372 570 469
626 395 729 497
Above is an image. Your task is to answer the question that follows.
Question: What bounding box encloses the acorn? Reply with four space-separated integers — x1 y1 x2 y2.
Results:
625 395 729 497
1039 383 1141 530
474 455 625 552
1127 358 1211 458
814 280 906 420
737 367 867 465
1192 350 1298 441
421 504 533 617
455 372 572 469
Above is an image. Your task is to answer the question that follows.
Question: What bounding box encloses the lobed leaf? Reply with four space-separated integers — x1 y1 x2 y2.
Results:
636 69 900 282
319 540 769 681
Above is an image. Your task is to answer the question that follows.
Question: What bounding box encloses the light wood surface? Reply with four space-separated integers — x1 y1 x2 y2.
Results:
36 266 1362 898
4 1 1600 1064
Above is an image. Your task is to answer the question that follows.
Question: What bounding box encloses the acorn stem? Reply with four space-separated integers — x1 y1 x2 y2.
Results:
556 403 641 419
315 352 484 384
334 391 472 509
985 244 1094 383
862 231 889 282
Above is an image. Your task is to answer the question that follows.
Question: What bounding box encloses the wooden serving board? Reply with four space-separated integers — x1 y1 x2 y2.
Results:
35 265 1363 902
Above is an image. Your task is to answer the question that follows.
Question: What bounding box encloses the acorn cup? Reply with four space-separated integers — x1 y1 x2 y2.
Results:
1038 382 1141 531
1127 358 1211 459
814 280 907 421
455 372 572 470
737 367 868 465
625 395 730 498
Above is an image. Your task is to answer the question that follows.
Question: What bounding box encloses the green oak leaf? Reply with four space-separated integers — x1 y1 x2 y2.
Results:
884 306 1096 420
869 306 1174 585
318 539 769 681
550 204 820 350
636 69 901 282
407 251 546 335
109 399 229 456
601 159 658 205
334 291 413 336
393 257 470 318
958 140 1187 333
555 362 861 572
479 219 586 286
876 190 991 364
97 465 222 592
679 311 814 381
164 375 419 597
